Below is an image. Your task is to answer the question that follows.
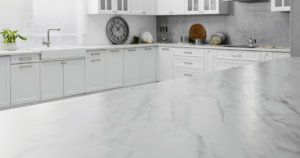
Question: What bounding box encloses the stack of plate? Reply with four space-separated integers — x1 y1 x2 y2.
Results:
140 30 153 43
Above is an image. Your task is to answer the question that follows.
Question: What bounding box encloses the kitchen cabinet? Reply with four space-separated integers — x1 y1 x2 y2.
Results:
140 47 157 84
157 0 185 15
85 58 106 93
174 68 204 79
271 0 290 12
11 63 40 105
106 49 124 89
88 0 130 14
261 52 274 62
0 57 10 107
214 59 258 72
40 61 64 101
157 47 173 81
131 0 156 15
64 59 85 97
186 0 228 15
124 48 140 87
205 49 214 73
273 53 291 59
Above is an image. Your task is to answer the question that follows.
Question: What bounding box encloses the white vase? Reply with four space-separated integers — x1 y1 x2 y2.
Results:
7 42 17 51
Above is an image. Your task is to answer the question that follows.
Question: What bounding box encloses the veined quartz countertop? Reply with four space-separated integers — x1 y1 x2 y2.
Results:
0 43 290 56
1 57 299 158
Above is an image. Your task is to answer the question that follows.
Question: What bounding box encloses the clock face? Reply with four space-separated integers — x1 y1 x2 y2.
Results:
106 17 130 44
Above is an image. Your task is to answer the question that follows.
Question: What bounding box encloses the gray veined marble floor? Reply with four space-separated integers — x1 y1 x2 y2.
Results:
1 57 300 158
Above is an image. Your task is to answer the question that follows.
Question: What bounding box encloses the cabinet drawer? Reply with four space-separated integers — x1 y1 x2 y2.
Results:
274 53 290 59
174 48 205 57
214 59 258 72
174 68 204 79
86 50 105 58
11 55 40 64
214 50 260 61
173 56 205 70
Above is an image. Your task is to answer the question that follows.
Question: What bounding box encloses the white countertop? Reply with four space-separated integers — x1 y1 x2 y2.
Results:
0 57 299 158
0 43 290 56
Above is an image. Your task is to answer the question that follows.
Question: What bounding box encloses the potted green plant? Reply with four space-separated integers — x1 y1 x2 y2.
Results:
0 28 27 51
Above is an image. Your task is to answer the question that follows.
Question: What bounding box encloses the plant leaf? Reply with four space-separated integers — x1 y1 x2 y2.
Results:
18 34 27 41
12 30 19 34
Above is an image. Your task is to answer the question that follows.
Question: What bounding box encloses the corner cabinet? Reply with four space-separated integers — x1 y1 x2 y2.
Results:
0 57 10 107
157 0 185 15
185 0 228 15
131 0 156 15
88 0 130 14
271 0 290 12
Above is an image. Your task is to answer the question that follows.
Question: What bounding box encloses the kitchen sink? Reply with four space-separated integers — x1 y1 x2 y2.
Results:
223 45 257 49
28 47 86 60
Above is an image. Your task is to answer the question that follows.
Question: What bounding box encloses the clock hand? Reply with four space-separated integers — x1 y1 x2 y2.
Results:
117 23 123 31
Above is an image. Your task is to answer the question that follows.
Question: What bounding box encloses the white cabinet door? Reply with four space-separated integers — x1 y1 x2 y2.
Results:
186 0 204 14
40 61 64 101
131 0 143 14
261 52 273 62
140 47 157 84
106 49 124 89
99 0 115 14
64 59 85 97
0 57 10 107
214 59 258 72
157 0 172 15
131 0 155 15
142 0 156 15
157 47 173 81
124 48 140 87
173 0 185 15
116 0 130 14
11 63 40 105
205 49 214 73
271 0 290 11
85 58 106 93
274 53 290 59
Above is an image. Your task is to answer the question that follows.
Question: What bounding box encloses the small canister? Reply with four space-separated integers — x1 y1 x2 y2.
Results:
180 36 190 43
195 39 205 45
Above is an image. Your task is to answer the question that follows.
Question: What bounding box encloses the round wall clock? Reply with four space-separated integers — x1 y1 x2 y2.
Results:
106 17 130 44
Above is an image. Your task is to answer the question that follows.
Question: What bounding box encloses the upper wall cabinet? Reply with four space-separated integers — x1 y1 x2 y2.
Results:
271 0 290 12
88 0 130 14
157 0 185 15
131 0 156 15
185 0 228 15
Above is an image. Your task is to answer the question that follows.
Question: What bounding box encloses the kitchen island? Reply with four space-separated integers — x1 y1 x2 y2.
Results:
1 57 300 158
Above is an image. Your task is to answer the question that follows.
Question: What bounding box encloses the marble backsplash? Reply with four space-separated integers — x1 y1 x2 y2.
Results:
157 2 291 47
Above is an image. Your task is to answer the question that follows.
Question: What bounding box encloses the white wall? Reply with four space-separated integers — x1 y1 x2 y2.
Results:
291 0 300 57
0 0 24 50
0 0 157 50
86 14 157 45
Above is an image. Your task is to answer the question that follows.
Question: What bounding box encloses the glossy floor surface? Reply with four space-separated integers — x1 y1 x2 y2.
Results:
1 57 300 158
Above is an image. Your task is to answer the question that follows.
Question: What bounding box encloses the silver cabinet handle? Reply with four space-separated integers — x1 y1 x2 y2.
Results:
64 62 67 64
162 48 169 50
184 52 192 54
184 62 193 65
145 48 152 50
232 55 242 57
128 49 136 51
111 50 119 52
61 62 64 64
20 65 32 68
91 53 100 56
92 59 101 62
184 74 193 76
20 58 32 61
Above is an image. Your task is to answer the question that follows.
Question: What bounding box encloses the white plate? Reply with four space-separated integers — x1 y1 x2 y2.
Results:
142 31 152 42
140 30 147 42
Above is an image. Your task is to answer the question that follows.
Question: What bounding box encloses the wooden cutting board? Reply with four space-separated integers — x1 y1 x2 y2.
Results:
189 24 207 40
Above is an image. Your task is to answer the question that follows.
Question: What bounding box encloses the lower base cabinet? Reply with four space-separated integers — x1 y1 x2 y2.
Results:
11 63 40 105
64 59 85 97
174 68 204 79
124 48 140 87
157 47 173 81
85 58 106 93
140 47 157 84
41 61 64 101
0 57 10 107
214 59 258 71
106 49 124 89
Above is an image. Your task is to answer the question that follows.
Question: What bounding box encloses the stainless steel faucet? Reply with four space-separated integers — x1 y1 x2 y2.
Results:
43 29 60 47
248 38 256 48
